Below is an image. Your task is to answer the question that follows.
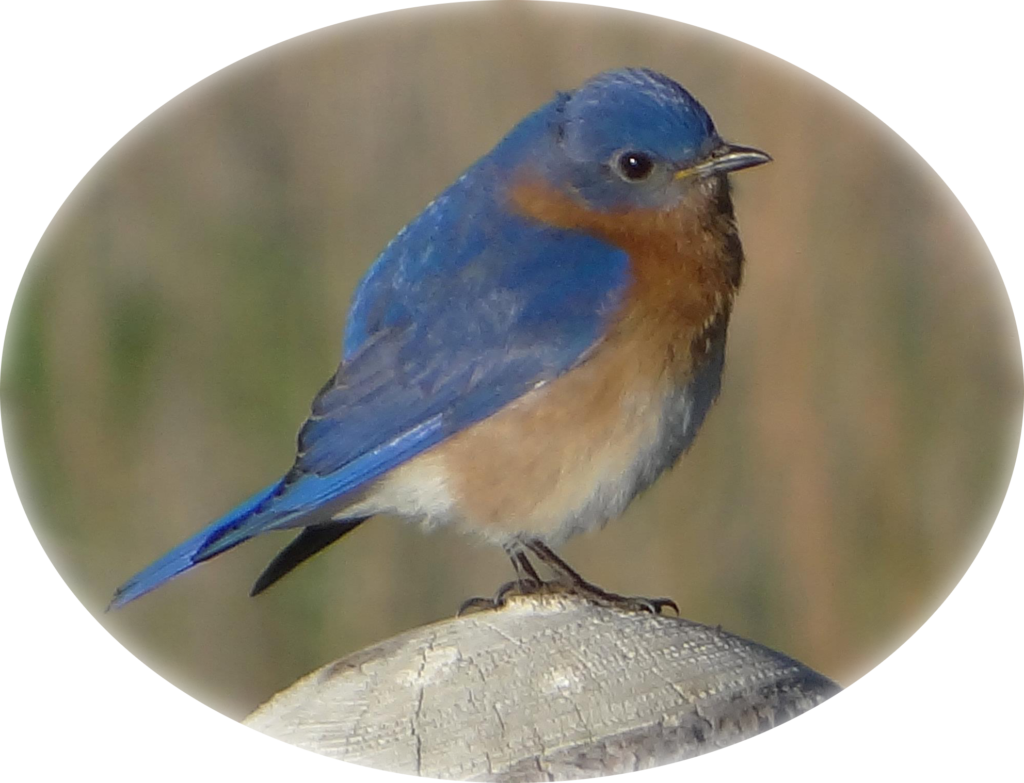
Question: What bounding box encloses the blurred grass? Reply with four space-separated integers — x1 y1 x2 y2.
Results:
2 2 1021 719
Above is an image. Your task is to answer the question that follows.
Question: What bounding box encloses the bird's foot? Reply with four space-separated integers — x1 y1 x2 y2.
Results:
518 539 678 615
457 576 677 616
547 578 679 615
459 539 678 616
457 577 544 615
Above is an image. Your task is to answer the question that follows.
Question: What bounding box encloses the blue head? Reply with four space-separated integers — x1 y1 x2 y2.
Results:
492 68 769 212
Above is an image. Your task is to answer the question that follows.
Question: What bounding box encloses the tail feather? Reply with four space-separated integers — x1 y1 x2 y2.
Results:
109 416 447 609
107 480 284 611
249 519 367 597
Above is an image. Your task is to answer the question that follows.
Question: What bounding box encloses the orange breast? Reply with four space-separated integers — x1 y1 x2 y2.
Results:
371 179 744 543
509 178 742 382
440 182 745 536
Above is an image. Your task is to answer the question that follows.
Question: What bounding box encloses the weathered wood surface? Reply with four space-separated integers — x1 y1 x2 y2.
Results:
245 593 838 780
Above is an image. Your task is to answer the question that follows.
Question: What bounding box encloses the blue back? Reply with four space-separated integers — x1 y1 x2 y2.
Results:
109 93 631 608
109 67 727 608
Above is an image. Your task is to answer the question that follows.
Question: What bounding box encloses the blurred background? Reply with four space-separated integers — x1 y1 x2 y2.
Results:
2 1 1020 721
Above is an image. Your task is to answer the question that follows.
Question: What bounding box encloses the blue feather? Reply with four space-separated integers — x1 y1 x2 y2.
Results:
109 94 630 607
107 480 283 610
107 66 751 608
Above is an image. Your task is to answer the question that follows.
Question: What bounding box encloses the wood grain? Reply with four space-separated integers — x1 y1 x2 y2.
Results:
245 593 838 779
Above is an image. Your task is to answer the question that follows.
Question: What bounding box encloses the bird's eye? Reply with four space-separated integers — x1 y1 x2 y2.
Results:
615 151 655 181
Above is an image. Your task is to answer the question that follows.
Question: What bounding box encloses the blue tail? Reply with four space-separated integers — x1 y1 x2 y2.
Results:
107 480 285 611
108 413 449 610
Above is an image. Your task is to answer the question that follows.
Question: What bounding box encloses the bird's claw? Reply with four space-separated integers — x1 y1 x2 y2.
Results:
460 539 679 616
458 578 678 616
457 578 543 615
553 581 679 615
629 595 679 615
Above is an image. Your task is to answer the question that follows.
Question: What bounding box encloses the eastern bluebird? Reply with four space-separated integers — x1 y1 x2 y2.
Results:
109 68 770 613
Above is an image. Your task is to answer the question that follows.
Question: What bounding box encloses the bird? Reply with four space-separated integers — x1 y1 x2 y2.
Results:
108 67 770 613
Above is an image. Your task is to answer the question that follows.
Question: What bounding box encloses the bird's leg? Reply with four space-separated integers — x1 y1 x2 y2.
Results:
457 539 678 616
511 546 543 585
456 542 544 615
523 539 679 615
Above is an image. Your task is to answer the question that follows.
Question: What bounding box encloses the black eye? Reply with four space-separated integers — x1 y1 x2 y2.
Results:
615 151 655 181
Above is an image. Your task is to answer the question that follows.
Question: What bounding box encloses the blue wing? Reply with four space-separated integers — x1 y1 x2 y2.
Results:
109 139 630 610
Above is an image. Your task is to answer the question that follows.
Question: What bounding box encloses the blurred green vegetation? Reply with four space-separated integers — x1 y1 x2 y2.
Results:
2 2 1021 720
